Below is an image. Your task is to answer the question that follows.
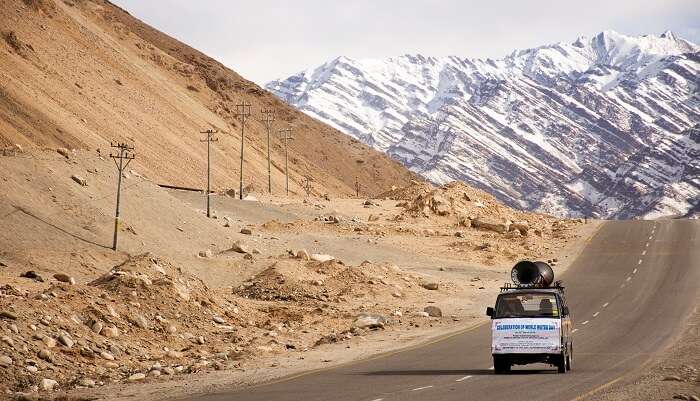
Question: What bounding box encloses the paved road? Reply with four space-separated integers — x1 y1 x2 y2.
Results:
186 220 700 401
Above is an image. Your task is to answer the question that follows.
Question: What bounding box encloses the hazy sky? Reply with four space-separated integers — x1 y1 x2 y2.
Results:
113 1 699 85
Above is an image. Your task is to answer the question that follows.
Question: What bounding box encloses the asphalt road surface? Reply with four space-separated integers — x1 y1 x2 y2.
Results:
186 220 700 401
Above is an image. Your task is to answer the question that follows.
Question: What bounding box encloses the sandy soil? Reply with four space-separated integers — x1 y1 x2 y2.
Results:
0 148 594 400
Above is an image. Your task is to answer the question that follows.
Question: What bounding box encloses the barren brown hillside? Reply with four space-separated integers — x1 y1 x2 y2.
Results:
0 0 417 196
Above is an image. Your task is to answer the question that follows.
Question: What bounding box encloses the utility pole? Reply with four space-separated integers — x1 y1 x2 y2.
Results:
278 127 294 196
200 129 218 217
355 176 361 198
109 142 135 251
235 102 252 200
261 109 275 194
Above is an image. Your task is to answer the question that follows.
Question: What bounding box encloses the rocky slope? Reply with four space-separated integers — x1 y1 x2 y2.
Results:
0 0 416 197
267 31 700 218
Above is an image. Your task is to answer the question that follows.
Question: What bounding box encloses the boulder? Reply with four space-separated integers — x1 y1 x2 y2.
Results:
20 271 44 282
58 334 74 348
230 241 250 254
240 228 252 235
128 373 146 382
424 306 442 317
0 311 17 320
421 282 439 290
510 221 529 236
471 218 510 234
0 355 12 367
295 249 310 261
53 273 75 284
198 249 213 258
41 378 58 391
311 254 334 263
353 314 386 329
71 174 87 186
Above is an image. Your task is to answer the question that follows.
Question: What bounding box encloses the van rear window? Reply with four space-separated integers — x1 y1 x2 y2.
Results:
495 293 559 318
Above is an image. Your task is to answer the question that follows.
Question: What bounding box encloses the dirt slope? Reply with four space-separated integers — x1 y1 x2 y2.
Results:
0 0 417 196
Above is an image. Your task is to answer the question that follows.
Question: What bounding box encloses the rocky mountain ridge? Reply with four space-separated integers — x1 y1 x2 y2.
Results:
267 30 700 218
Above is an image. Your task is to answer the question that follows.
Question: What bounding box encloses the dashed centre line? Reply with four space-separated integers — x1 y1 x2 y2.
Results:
645 242 650 248
638 259 643 265
593 312 600 317
371 398 383 401
642 250 647 256
649 235 653 240
572 328 579 333
626 276 632 282
412 386 433 391
633 268 638 274
602 302 609 308
582 320 590 325
456 375 472 382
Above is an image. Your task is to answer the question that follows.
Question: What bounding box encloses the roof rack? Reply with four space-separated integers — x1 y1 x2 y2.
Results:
499 280 565 292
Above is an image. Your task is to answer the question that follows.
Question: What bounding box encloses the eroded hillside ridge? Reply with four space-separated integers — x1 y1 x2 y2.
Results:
267 31 700 218
0 0 417 197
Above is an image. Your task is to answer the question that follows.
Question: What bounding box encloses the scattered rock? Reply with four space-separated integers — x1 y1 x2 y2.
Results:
415 311 430 317
71 174 87 186
472 218 510 234
424 306 442 317
198 249 213 258
102 325 119 338
230 241 250 254
421 282 439 290
100 351 115 361
40 378 58 391
20 271 44 282
0 355 12 367
91 321 103 335
295 249 310 260
131 314 150 329
56 148 70 158
38 349 52 361
213 316 226 324
353 314 387 329
311 254 335 262
240 228 252 235
78 378 95 388
53 273 75 284
128 373 146 382
57 334 74 348
42 336 57 348
0 311 18 320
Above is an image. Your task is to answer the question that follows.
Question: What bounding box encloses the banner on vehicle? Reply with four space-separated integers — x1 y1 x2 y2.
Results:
492 318 561 354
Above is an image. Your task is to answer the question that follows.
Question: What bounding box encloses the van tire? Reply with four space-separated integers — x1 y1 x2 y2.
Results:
493 356 511 374
557 353 566 373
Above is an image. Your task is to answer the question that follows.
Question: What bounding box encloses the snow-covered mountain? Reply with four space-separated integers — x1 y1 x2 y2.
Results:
267 30 700 218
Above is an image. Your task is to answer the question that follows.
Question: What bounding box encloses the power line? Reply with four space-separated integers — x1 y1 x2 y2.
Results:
261 109 275 194
200 129 218 217
278 127 294 196
109 142 135 251
235 102 252 200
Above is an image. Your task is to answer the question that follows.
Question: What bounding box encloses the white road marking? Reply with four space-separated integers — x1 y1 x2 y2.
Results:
371 399 383 401
638 259 643 265
572 328 579 333
645 242 650 248
642 250 647 256
649 235 653 240
620 283 626 288
412 386 433 391
593 312 600 317
626 276 632 282
456 375 472 382
603 302 609 308
633 268 638 274
582 320 589 325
